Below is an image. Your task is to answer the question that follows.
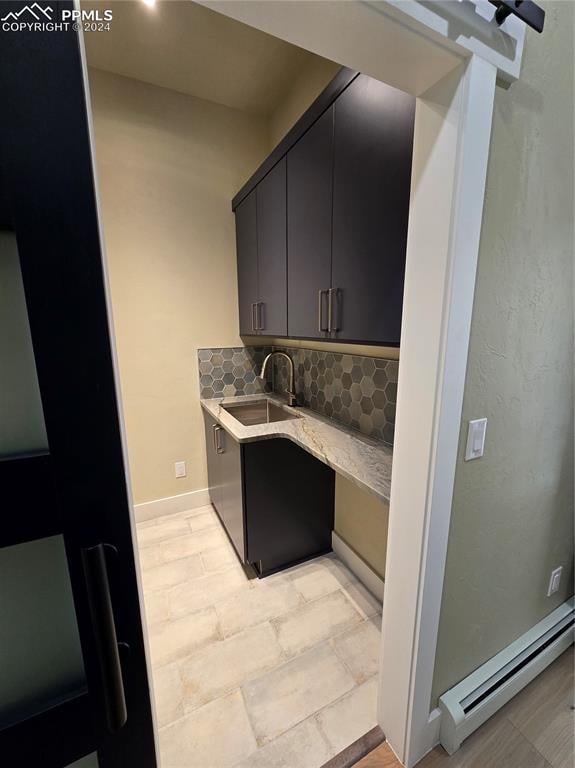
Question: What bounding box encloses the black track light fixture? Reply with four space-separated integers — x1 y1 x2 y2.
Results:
488 0 545 33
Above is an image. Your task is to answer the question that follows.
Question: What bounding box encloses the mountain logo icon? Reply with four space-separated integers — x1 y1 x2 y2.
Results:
1 3 53 22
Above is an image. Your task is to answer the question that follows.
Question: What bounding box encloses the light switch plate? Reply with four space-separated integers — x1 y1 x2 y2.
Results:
465 418 487 461
175 461 186 478
547 566 562 596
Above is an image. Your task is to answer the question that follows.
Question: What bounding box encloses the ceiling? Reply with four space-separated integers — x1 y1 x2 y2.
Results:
83 0 331 116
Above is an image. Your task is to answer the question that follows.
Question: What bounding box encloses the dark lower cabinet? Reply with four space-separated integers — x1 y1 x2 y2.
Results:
243 438 335 575
203 412 245 561
203 411 335 576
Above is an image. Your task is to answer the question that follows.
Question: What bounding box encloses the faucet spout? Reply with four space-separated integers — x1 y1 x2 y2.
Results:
258 351 297 407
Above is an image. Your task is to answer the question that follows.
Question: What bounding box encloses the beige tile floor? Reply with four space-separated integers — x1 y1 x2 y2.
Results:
137 505 383 768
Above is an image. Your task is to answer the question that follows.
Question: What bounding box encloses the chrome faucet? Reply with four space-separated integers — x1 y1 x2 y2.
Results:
258 351 297 407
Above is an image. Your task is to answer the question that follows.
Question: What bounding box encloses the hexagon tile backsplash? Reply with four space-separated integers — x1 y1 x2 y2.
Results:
197 346 398 446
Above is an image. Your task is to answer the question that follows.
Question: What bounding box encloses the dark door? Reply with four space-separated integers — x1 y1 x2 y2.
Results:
332 75 415 344
235 189 258 335
0 6 156 767
287 107 334 339
256 158 287 336
217 430 245 562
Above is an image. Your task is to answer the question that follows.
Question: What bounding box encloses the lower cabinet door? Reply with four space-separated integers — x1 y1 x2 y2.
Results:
203 411 222 514
243 438 335 575
217 428 246 563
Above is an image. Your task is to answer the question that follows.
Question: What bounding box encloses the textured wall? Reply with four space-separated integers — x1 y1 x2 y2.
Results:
90 69 268 503
432 2 574 702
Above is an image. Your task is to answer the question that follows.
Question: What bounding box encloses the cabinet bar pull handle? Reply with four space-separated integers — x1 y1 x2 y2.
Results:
328 288 339 333
318 290 328 332
82 543 127 733
251 303 257 333
214 425 224 454
212 424 218 452
257 302 264 331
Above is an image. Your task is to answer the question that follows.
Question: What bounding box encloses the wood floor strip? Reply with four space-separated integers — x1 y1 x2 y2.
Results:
320 726 385 768
354 741 402 767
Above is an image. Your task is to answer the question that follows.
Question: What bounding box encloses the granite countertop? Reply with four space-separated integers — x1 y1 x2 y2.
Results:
200 393 393 503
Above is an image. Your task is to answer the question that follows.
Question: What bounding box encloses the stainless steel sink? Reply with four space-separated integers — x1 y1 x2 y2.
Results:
222 399 300 427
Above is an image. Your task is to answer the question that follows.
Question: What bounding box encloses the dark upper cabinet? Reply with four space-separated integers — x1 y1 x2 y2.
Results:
331 75 415 344
235 189 258 335
233 71 415 346
235 160 287 336
287 107 334 339
256 158 287 336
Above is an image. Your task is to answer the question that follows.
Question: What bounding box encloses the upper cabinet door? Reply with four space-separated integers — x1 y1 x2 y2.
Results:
287 107 334 339
257 158 287 336
235 189 258 335
332 75 415 344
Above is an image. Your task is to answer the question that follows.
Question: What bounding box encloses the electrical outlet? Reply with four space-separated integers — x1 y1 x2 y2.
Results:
547 566 562 596
175 461 186 479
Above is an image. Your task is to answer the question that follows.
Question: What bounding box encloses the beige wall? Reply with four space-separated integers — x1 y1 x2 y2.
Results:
90 68 268 503
268 57 340 149
432 2 574 702
335 475 389 579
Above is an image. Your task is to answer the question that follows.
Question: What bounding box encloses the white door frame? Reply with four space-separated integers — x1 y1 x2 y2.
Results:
197 3 521 765
379 53 497 766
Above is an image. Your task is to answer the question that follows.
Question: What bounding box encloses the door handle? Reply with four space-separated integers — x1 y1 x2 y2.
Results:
318 290 329 332
257 302 264 331
251 303 257 333
212 424 218 452
214 425 225 454
328 288 340 333
82 543 127 733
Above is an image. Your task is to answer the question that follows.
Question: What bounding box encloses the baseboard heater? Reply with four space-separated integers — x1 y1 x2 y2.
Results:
439 597 574 754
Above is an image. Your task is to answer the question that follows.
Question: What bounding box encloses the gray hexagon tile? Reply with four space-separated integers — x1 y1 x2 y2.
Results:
269 346 399 446
198 345 398 446
197 347 272 398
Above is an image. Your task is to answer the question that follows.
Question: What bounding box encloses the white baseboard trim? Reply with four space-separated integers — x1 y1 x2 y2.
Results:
134 488 210 522
332 531 384 603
